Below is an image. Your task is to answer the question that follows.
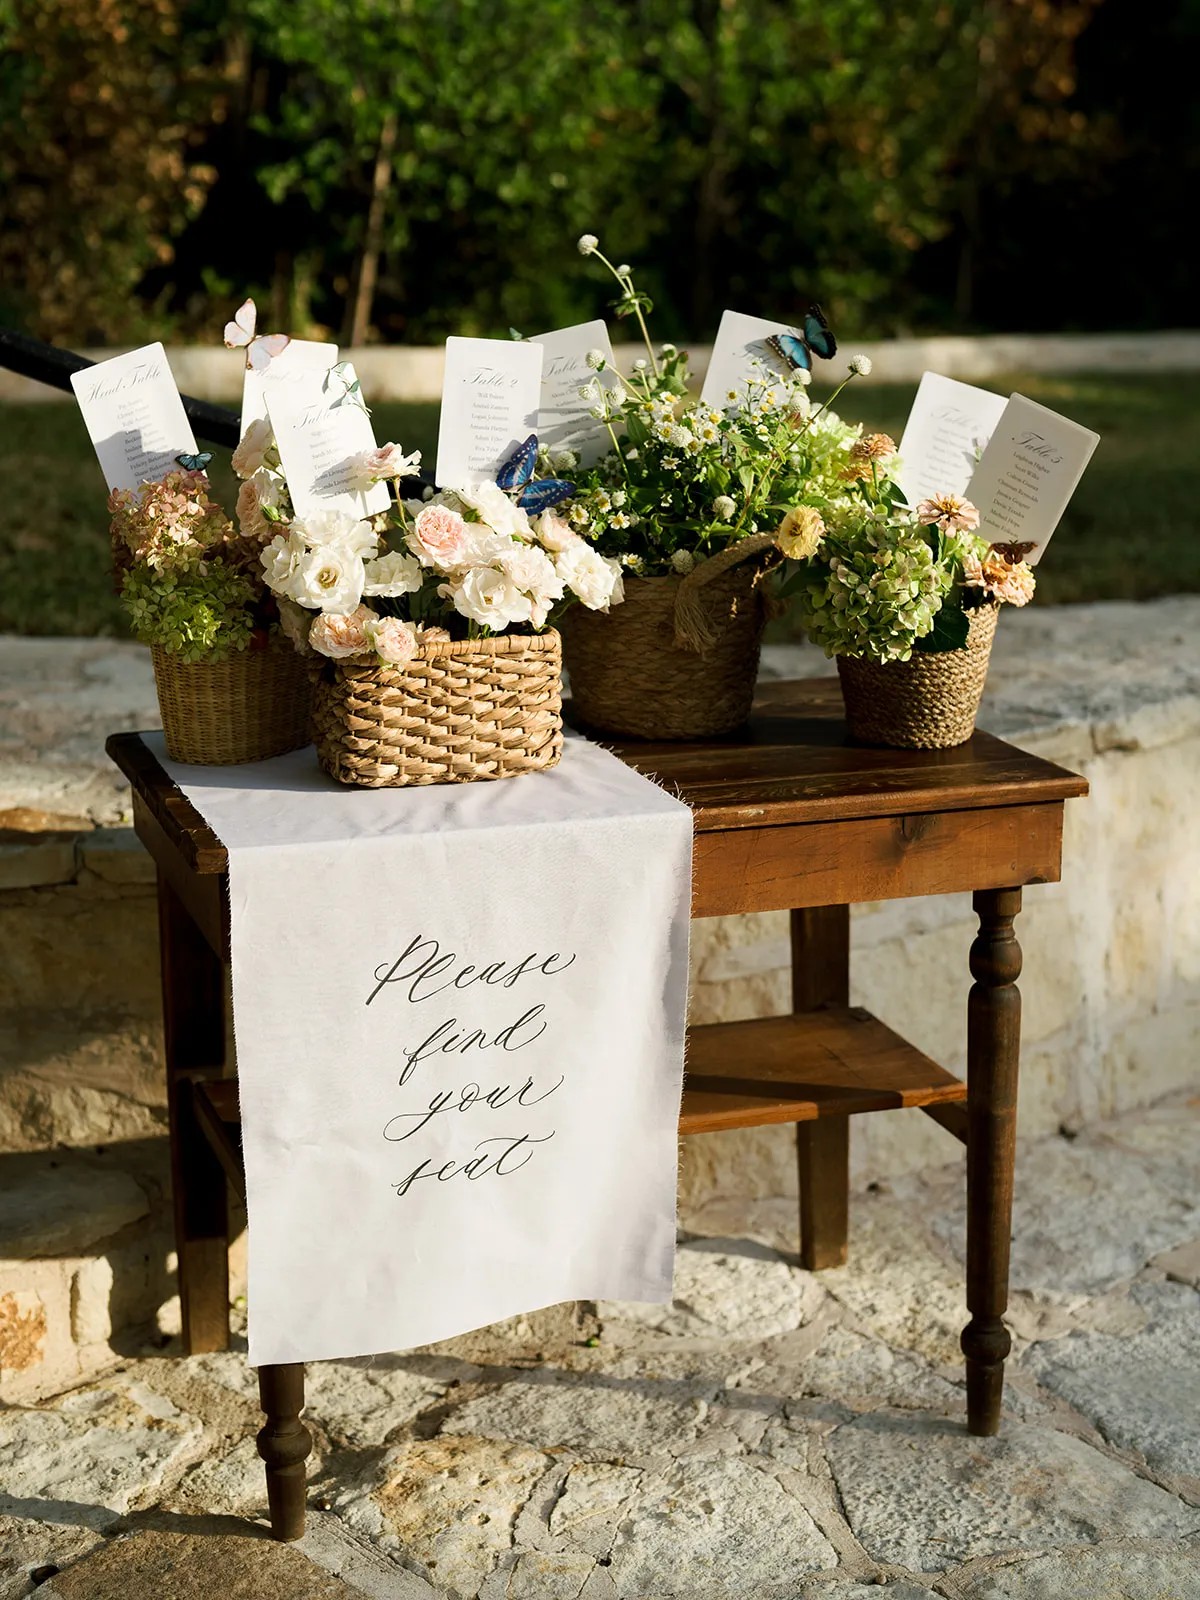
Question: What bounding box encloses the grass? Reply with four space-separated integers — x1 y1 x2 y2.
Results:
2 374 1195 638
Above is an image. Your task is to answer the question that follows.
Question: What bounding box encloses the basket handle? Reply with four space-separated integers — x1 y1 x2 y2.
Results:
673 532 780 652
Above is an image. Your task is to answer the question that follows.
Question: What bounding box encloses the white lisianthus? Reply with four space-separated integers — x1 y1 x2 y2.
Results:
441 567 531 630
712 495 736 522
293 509 378 560
848 353 873 377
556 540 624 612
499 543 564 628
364 615 419 665
288 544 365 614
576 233 599 255
231 418 273 479
260 529 307 595
362 550 423 596
251 465 283 511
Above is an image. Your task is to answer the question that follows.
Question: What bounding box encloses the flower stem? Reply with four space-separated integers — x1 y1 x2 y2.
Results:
591 247 659 379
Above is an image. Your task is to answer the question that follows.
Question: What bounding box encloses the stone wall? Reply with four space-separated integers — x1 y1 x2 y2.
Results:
2 599 1197 1400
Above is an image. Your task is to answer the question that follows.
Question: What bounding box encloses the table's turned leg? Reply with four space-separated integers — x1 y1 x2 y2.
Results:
962 886 1022 1434
157 874 230 1354
257 1363 311 1540
792 906 851 1269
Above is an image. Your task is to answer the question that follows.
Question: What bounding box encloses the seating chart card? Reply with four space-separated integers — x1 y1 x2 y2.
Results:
241 339 338 434
897 372 1009 508
529 320 616 465
435 337 542 487
263 362 391 520
699 310 807 408
70 343 198 492
967 394 1100 564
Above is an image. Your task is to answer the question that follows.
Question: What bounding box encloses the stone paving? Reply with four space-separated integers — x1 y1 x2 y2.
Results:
3 1094 1199 1598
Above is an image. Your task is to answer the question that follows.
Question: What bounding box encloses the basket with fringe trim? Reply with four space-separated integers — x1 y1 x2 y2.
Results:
836 603 999 750
562 535 778 741
311 630 563 787
151 633 312 765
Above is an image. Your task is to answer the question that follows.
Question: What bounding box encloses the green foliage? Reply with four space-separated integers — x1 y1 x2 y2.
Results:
120 559 258 660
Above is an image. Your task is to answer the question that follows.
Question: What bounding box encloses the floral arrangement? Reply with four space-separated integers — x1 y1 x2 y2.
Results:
246 434 624 667
563 235 874 577
108 468 274 662
785 441 1036 663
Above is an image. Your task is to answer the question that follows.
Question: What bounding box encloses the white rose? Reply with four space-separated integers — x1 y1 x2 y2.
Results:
362 550 423 596
288 544 365 614
293 509 378 560
260 529 307 595
556 541 624 612
532 510 581 554
231 418 273 479
442 566 532 630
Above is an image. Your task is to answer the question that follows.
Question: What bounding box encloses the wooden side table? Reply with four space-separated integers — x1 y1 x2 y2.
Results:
107 679 1088 1541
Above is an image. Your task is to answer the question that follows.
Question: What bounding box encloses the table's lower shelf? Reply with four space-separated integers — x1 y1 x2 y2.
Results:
190 1005 966 1194
679 1006 965 1134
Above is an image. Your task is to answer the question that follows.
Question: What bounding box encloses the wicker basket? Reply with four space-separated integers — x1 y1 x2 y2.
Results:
836 604 999 750
562 560 773 741
152 635 313 765
311 630 563 787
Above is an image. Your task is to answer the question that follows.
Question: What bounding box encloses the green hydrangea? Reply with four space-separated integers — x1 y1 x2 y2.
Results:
793 514 953 663
121 560 257 663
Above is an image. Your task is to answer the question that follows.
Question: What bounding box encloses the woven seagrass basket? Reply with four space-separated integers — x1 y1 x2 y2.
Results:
311 630 563 787
151 634 313 765
562 558 774 742
836 604 999 750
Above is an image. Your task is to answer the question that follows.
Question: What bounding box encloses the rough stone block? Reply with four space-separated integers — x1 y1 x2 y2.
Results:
0 1150 149 1258
0 834 77 891
78 827 156 886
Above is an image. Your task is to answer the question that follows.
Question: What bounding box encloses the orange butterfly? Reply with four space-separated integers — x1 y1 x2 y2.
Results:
223 298 291 372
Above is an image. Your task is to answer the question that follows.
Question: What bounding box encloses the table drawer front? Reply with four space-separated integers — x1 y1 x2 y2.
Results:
692 802 1064 917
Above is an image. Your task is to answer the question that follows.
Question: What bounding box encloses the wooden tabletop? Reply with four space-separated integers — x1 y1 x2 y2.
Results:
106 678 1087 875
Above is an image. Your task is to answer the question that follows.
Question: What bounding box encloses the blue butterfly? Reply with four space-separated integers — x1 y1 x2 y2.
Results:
175 452 213 472
496 434 574 513
766 305 837 373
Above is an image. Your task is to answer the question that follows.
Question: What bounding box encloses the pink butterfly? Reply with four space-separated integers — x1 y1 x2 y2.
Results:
223 298 291 371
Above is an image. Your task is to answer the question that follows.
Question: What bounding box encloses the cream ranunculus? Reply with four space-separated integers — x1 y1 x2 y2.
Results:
776 505 826 560
555 541 624 611
441 566 532 630
309 604 377 659
231 418 273 479
287 543 365 613
362 550 423 596
293 509 378 560
364 615 419 664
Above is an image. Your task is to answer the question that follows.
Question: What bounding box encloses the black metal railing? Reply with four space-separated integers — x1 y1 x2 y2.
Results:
0 327 241 449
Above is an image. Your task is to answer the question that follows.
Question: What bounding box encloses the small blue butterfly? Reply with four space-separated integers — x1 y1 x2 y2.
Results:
175 452 213 472
496 434 574 513
766 305 837 373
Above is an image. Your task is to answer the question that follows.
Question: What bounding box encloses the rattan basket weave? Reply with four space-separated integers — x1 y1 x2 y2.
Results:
151 635 313 765
311 630 563 787
562 561 772 741
836 603 999 750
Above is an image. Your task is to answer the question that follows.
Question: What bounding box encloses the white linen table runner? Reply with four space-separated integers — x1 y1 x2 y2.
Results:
148 731 692 1366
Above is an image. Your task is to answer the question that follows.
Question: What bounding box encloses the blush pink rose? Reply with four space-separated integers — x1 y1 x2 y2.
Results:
412 504 470 568
364 615 419 665
309 604 376 660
